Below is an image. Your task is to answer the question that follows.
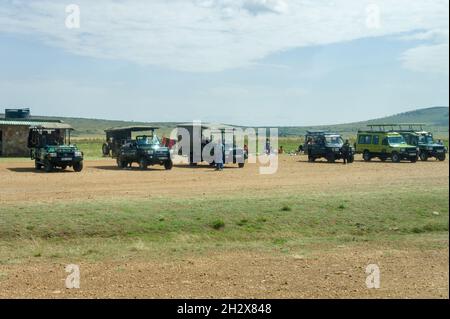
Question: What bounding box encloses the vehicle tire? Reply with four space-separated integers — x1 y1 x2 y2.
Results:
139 158 147 170
117 158 126 169
102 143 110 156
73 161 83 172
363 150 371 162
35 161 42 170
238 162 245 168
391 152 401 163
44 160 53 173
326 153 336 163
164 160 173 170
410 157 417 163
437 153 446 161
419 151 428 161
347 154 354 164
308 155 315 162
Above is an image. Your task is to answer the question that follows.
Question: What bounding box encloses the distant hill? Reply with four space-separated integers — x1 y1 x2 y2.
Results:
276 106 449 137
1 106 448 138
366 106 449 126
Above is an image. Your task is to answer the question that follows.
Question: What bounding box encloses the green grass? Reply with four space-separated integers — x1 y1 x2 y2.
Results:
0 187 447 263
72 139 104 160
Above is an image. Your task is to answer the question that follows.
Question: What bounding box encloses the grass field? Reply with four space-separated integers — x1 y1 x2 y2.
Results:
0 186 448 264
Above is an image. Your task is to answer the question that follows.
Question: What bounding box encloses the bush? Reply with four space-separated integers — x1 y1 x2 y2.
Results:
211 220 225 230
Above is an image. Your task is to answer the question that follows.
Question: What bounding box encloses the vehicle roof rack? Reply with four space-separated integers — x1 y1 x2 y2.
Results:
364 123 426 132
105 126 159 133
30 122 73 130
306 130 339 135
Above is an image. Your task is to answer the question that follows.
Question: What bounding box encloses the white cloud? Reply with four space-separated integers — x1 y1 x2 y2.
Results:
0 0 448 72
401 42 449 74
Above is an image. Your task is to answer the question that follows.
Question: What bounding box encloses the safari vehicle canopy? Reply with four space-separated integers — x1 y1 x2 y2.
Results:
103 126 160 157
27 123 84 172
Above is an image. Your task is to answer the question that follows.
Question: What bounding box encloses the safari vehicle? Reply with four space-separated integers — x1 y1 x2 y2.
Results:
302 130 354 163
176 122 247 168
27 123 84 172
393 124 447 161
104 126 172 170
355 125 418 163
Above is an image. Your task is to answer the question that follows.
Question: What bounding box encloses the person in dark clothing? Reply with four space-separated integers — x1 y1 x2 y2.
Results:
342 139 351 164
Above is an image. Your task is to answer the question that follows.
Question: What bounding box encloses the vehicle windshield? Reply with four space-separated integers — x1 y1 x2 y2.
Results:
388 136 406 145
418 135 434 144
136 135 160 146
325 135 343 146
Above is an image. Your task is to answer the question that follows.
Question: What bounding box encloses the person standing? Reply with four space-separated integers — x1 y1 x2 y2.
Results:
342 139 350 165
215 139 224 171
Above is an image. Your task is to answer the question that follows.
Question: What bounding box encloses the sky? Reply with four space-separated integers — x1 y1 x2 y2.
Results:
0 0 448 126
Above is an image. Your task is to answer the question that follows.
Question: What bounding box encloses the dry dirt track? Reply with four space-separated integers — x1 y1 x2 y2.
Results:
0 155 449 204
0 155 449 298
0 248 448 298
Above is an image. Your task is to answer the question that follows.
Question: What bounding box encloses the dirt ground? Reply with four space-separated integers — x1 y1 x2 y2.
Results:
1 155 448 204
0 248 447 299
0 155 448 298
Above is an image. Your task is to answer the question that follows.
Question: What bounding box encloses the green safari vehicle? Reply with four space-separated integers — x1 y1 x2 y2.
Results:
27 123 84 172
393 124 447 161
356 125 418 163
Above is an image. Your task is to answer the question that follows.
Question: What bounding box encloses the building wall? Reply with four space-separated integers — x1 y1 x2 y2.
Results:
0 125 30 157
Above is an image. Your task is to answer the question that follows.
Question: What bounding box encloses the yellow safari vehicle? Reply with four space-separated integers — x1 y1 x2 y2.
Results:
356 125 418 163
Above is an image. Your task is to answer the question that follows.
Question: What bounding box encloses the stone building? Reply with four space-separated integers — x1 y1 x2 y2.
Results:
0 109 68 157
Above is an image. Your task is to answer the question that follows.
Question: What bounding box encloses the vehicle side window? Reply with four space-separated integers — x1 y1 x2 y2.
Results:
358 135 371 144
382 138 388 146
372 135 379 145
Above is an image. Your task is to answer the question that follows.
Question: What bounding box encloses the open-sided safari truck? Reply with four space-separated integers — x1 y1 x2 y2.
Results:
103 126 172 170
27 123 84 172
176 122 247 168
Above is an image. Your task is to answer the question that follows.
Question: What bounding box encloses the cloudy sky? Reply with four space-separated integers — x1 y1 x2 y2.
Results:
0 0 448 126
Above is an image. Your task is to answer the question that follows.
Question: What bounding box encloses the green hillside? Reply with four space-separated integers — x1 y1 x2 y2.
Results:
1 106 448 138
277 106 449 137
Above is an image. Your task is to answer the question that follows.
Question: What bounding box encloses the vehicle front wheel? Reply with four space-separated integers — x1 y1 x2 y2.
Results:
419 151 428 161
326 153 336 163
73 161 83 172
238 162 245 168
44 160 53 173
164 160 173 170
35 161 42 170
437 153 446 161
391 152 401 163
347 154 354 164
363 150 371 162
139 158 147 170
117 158 127 169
